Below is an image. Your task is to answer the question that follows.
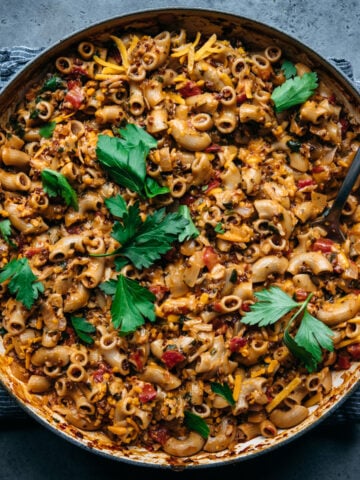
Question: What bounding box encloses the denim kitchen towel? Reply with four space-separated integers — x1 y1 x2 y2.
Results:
0 47 359 422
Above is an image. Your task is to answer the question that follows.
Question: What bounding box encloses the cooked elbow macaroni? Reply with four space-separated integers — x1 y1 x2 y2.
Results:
0 27 359 458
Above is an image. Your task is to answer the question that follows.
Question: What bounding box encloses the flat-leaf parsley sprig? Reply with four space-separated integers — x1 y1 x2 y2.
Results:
271 71 318 112
241 286 334 372
100 274 156 335
70 316 96 344
184 410 210 439
41 168 78 210
96 195 190 270
96 123 170 198
0 257 44 309
0 219 16 248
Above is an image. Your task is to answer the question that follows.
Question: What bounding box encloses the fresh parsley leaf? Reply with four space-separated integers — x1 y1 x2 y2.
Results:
104 194 128 218
99 279 118 296
283 329 317 372
243 287 334 372
114 257 130 270
97 199 189 270
271 72 318 112
184 411 210 439
229 269 237 283
41 75 64 92
111 202 143 246
118 123 158 150
96 134 146 195
39 121 56 138
30 109 40 120
0 219 16 247
293 310 334 365
287 139 302 152
70 316 96 344
281 60 297 79
117 207 188 269
110 274 156 334
0 258 44 309
41 168 78 210
211 382 235 406
144 176 170 198
178 205 199 242
96 123 163 198
214 222 225 234
241 286 298 327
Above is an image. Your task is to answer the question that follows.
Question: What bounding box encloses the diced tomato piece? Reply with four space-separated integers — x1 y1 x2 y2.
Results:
311 165 325 173
213 302 223 313
148 284 169 302
347 343 360 361
129 350 144 371
229 336 247 352
311 238 334 253
139 383 157 403
205 144 223 153
24 247 46 258
336 353 351 370
149 426 170 445
66 225 81 234
265 387 274 402
67 79 81 90
180 194 196 206
297 178 316 189
178 81 203 97
64 85 84 109
203 246 219 271
63 326 76 346
340 117 349 136
294 289 309 302
236 93 247 105
328 94 337 105
92 363 112 383
205 179 221 193
161 349 185 369
71 66 87 76
241 302 251 312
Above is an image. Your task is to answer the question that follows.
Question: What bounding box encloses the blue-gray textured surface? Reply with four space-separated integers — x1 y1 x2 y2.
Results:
0 1 360 479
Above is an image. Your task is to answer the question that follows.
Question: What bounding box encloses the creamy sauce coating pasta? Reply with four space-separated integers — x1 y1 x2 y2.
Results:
0 28 360 457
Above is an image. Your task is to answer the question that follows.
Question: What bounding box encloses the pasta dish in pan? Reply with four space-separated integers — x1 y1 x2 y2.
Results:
0 27 359 458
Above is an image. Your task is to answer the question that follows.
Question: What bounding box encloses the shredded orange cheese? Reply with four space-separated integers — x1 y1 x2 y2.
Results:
232 373 243 402
93 55 125 72
110 35 130 70
266 377 302 413
304 391 323 407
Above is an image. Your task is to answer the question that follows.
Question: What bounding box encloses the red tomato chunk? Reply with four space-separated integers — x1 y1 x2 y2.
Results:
178 81 203 97
161 350 185 369
203 246 219 271
229 336 247 352
311 238 334 253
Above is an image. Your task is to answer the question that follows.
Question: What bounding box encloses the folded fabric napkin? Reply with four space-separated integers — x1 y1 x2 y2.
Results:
0 47 359 424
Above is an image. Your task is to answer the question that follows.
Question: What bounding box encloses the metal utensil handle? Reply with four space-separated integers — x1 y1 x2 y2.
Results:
329 147 360 216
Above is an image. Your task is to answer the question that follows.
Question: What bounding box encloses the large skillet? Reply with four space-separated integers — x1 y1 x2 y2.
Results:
0 7 359 469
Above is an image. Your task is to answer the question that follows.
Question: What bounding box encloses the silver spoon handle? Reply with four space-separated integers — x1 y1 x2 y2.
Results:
326 147 360 221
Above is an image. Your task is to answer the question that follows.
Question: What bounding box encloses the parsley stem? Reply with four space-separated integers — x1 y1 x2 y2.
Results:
286 293 314 331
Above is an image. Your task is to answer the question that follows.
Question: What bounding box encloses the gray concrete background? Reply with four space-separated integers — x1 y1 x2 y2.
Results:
0 1 360 479
0 0 359 79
